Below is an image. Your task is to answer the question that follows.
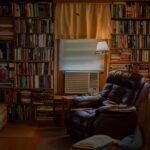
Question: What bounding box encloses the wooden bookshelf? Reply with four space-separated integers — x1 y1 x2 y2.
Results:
0 2 16 121
110 1 150 82
13 1 54 121
0 1 54 121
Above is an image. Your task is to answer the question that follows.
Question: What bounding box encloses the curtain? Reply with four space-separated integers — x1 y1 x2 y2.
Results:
55 3 111 39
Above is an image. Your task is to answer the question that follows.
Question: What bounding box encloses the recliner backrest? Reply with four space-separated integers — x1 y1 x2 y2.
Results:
101 70 146 105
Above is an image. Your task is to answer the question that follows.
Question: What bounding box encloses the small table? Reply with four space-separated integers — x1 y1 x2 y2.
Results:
53 95 76 127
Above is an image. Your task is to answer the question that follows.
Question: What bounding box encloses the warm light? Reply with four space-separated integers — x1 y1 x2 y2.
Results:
96 41 109 53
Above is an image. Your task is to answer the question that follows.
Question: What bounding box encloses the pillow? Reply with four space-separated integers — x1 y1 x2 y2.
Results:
71 135 113 150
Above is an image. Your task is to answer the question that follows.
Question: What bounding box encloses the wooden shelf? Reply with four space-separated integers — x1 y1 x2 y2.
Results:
0 86 15 89
14 16 53 19
111 48 150 50
111 33 150 36
16 32 53 35
111 17 150 20
0 1 54 121
16 87 53 90
14 60 51 63
110 1 150 81
110 61 149 64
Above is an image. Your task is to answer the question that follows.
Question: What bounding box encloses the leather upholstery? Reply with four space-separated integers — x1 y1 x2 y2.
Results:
66 70 149 140
101 71 146 105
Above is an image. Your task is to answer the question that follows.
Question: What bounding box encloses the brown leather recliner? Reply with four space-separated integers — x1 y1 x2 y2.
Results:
66 70 149 140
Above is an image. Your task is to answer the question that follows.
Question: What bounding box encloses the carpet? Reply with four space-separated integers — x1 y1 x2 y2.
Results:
0 123 36 138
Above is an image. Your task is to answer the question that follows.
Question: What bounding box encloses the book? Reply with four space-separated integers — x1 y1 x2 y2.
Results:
0 63 8 80
0 3 12 16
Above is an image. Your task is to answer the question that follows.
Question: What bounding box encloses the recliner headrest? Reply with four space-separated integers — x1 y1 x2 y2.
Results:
106 70 145 90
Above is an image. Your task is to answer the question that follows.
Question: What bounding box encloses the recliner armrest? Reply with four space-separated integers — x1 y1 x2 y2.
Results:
71 95 103 108
96 105 136 113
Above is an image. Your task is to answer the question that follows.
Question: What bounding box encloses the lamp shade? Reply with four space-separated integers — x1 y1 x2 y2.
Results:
96 41 109 53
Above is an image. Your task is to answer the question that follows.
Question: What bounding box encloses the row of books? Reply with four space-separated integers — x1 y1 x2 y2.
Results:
14 48 53 61
13 2 52 18
16 104 32 120
110 64 149 81
15 75 54 89
32 89 53 103
15 19 54 33
32 88 54 120
0 63 8 80
15 62 52 75
0 63 15 80
12 104 54 121
7 103 54 121
131 50 149 62
17 89 53 104
0 41 14 60
0 89 15 103
35 107 54 121
32 93 53 101
110 49 149 62
110 63 131 72
0 3 12 16
0 63 15 81
16 34 53 48
111 35 150 48
112 20 150 34
112 2 150 18
17 90 31 104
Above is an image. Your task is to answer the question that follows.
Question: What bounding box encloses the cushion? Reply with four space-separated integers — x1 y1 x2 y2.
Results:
71 135 113 150
117 124 144 150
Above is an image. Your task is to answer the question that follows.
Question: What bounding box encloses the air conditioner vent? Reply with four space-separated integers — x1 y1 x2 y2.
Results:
65 72 99 94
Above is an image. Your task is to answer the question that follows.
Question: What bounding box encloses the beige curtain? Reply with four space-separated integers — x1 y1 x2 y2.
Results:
55 3 111 39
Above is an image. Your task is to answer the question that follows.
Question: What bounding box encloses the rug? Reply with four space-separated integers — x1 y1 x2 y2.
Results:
0 122 36 138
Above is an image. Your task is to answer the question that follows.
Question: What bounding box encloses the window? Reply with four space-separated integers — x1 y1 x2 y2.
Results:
59 39 104 71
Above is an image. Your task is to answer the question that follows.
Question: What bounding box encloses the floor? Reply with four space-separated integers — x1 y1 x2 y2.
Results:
0 121 75 150
0 121 124 150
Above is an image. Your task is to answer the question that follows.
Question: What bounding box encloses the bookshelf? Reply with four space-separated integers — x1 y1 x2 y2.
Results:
31 89 54 121
0 1 54 121
13 1 54 121
110 1 150 82
0 2 16 121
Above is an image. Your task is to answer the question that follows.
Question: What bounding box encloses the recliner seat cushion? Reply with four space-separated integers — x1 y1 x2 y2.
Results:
69 108 96 130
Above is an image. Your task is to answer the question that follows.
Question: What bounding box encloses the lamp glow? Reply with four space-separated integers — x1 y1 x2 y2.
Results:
96 41 109 53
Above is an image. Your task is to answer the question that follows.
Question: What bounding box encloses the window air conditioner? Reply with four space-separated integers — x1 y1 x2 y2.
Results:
64 71 99 94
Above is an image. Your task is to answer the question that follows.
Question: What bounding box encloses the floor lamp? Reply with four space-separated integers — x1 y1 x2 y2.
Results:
96 41 110 79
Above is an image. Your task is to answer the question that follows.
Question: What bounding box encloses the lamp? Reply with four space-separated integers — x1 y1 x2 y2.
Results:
96 41 109 54
96 41 110 77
